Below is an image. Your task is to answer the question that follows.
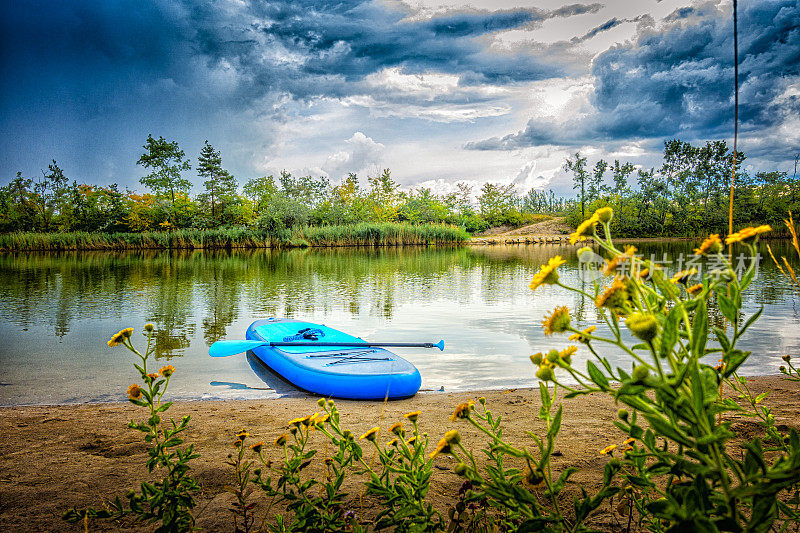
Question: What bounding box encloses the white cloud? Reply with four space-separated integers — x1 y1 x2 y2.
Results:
321 132 386 180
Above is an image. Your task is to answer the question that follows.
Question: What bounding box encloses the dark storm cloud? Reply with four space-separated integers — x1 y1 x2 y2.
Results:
467 0 800 160
186 0 604 98
0 0 604 183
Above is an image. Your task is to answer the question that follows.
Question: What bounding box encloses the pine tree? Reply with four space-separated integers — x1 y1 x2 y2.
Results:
197 141 236 225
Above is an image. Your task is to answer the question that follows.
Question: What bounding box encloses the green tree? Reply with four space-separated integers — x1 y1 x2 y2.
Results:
367 168 400 221
564 152 588 219
611 160 635 195
0 173 37 231
243 175 279 216
137 135 192 227
196 141 237 227
587 159 609 202
477 182 516 226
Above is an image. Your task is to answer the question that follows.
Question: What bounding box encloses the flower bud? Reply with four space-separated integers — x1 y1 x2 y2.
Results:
318 397 326 407
594 207 613 224
443 429 461 445
454 462 468 476
536 365 555 382
617 408 629 421
626 313 659 342
143 323 154 332
632 365 650 382
530 353 543 366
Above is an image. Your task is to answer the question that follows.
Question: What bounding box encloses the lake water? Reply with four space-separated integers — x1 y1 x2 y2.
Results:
0 241 798 405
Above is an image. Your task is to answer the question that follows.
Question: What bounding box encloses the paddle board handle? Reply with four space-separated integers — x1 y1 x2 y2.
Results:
269 340 446 351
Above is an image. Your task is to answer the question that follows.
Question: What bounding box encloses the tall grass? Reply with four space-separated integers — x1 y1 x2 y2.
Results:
0 223 469 252
300 222 469 246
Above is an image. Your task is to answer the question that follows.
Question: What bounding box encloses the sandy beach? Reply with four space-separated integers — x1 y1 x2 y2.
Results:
1 375 797 532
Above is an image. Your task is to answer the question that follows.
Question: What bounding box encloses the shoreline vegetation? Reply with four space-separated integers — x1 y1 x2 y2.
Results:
0 222 470 252
3 137 799 254
1 376 796 532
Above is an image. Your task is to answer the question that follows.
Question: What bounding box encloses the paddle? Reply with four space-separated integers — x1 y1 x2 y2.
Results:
209 339 445 358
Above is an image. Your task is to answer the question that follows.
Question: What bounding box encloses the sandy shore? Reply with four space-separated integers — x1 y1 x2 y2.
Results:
1 375 797 532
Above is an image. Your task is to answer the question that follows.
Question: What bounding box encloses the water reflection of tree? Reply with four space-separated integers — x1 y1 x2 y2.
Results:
1 240 797 359
197 251 242 346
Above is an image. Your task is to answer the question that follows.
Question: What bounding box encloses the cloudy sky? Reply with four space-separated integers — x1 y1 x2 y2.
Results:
1 0 798 196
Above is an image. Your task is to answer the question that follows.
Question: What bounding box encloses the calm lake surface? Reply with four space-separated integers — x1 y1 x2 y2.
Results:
1 241 798 405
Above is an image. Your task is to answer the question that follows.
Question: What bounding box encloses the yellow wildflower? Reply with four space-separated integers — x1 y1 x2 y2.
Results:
523 465 545 486
236 430 250 441
288 415 314 427
725 225 771 244
570 215 599 244
127 383 142 400
638 268 650 279
429 437 451 459
147 373 159 380
569 326 597 344
120 327 134 339
274 434 288 446
389 422 404 435
233 440 242 448
107 331 125 347
542 306 571 336
600 444 617 455
687 283 703 296
694 234 722 255
406 435 418 446
671 269 697 285
403 411 421 422
622 437 635 446
596 278 630 316
159 365 175 377
360 427 380 441
250 441 264 453
558 346 578 365
387 438 399 447
529 256 567 290
450 401 475 421
144 323 155 332
602 246 637 276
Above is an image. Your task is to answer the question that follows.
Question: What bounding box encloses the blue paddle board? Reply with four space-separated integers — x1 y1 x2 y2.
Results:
245 318 422 399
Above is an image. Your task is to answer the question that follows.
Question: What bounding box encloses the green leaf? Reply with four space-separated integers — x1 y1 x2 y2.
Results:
548 406 562 439
586 361 609 390
738 306 764 338
642 414 692 447
723 349 750 378
713 327 731 352
660 304 682 359
717 293 736 323
691 299 708 358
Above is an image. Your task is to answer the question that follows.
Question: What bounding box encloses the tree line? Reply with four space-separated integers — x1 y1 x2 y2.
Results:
0 134 565 236
564 139 799 236
2 135 795 238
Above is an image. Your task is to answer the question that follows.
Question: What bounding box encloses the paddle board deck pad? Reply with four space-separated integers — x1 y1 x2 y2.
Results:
245 318 422 399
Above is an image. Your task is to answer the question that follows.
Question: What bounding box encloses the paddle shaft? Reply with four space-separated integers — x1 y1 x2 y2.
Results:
209 338 444 357
270 341 440 349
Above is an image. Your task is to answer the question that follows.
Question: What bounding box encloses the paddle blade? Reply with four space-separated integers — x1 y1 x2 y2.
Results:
434 340 445 351
209 340 267 357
